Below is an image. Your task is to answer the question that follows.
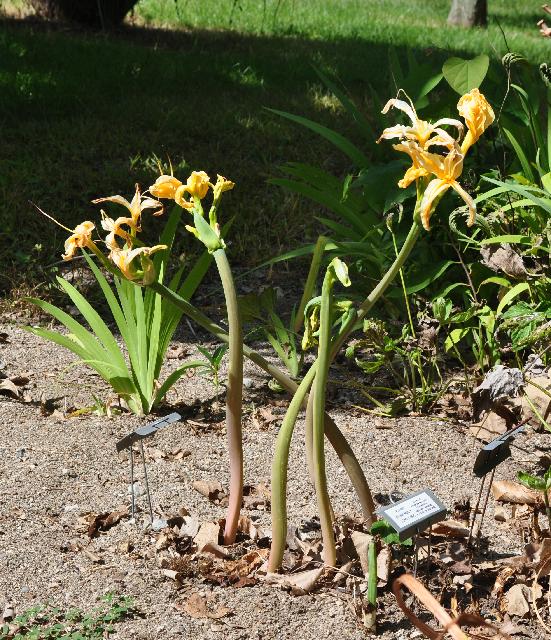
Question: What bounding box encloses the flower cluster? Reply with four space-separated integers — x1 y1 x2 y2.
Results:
379 88 494 230
58 170 234 284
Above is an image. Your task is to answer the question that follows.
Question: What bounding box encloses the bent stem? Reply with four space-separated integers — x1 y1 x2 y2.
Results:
313 266 338 566
213 249 244 545
268 362 317 572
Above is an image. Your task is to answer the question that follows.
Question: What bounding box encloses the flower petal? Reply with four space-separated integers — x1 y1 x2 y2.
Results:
92 195 132 211
419 179 450 230
450 180 476 226
432 117 465 138
381 98 418 125
377 124 410 142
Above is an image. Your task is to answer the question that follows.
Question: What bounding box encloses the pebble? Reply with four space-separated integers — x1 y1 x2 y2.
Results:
151 518 168 532
15 448 25 461
127 482 145 497
390 456 402 470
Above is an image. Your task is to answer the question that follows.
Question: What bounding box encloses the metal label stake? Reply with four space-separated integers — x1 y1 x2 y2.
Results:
378 489 447 575
117 412 182 524
469 421 527 547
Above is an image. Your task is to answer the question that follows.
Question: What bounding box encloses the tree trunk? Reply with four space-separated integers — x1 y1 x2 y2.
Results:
31 0 139 27
447 0 487 27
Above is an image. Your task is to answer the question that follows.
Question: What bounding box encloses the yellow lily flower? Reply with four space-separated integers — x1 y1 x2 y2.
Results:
110 244 167 285
92 184 163 231
212 174 235 201
62 221 96 260
379 97 464 148
380 97 463 189
184 170 211 200
149 175 184 201
411 142 475 230
149 171 211 210
457 88 495 154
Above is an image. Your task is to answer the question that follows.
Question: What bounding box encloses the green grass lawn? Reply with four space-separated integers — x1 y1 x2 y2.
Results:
0 0 547 296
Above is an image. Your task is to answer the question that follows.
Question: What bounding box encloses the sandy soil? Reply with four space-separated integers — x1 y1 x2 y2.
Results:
0 320 548 639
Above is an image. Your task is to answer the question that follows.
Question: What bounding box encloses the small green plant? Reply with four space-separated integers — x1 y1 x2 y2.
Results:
197 343 229 397
518 466 551 525
0 593 136 640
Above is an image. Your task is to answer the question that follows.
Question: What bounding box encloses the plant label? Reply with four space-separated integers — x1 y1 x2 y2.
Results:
377 489 447 541
116 412 182 452
473 422 526 478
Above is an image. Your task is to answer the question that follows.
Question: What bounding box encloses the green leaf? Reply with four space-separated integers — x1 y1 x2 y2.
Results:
496 282 530 317
518 471 545 492
154 360 204 406
444 327 470 351
442 54 489 95
503 128 536 184
267 108 370 167
480 235 531 245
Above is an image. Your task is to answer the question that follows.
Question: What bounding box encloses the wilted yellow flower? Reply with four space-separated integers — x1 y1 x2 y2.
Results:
379 97 464 149
380 97 463 189
392 142 430 188
92 184 163 231
184 171 211 200
149 175 183 201
100 215 132 256
212 174 235 201
413 143 475 230
62 221 96 260
457 89 495 154
110 244 166 285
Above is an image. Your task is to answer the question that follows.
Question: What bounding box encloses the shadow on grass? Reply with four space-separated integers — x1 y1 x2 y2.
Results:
0 16 528 295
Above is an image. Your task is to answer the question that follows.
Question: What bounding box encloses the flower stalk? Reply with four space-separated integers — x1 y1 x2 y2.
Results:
213 248 244 545
312 260 348 566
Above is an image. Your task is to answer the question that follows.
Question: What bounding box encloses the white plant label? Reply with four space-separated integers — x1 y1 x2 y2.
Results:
384 493 440 529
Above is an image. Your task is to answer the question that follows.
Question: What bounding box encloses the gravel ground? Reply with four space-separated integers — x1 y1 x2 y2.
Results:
0 321 548 639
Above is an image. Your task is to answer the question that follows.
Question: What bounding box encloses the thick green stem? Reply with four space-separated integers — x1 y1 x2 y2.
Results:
304 388 316 484
268 363 317 572
148 282 375 523
213 249 243 545
314 268 338 566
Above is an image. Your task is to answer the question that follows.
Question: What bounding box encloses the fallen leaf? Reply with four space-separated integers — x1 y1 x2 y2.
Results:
180 593 232 620
193 521 221 552
431 520 469 538
504 583 530 617
492 480 541 505
79 508 129 538
264 566 324 594
0 379 19 398
193 480 225 502
350 530 373 578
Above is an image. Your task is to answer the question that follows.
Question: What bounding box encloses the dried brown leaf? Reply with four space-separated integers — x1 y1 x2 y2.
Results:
193 521 221 552
180 593 232 619
492 480 541 505
192 480 225 502
264 566 324 594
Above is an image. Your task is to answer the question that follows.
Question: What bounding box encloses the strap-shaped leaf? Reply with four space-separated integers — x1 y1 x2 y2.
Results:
154 360 205 406
267 108 370 167
55 276 128 375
